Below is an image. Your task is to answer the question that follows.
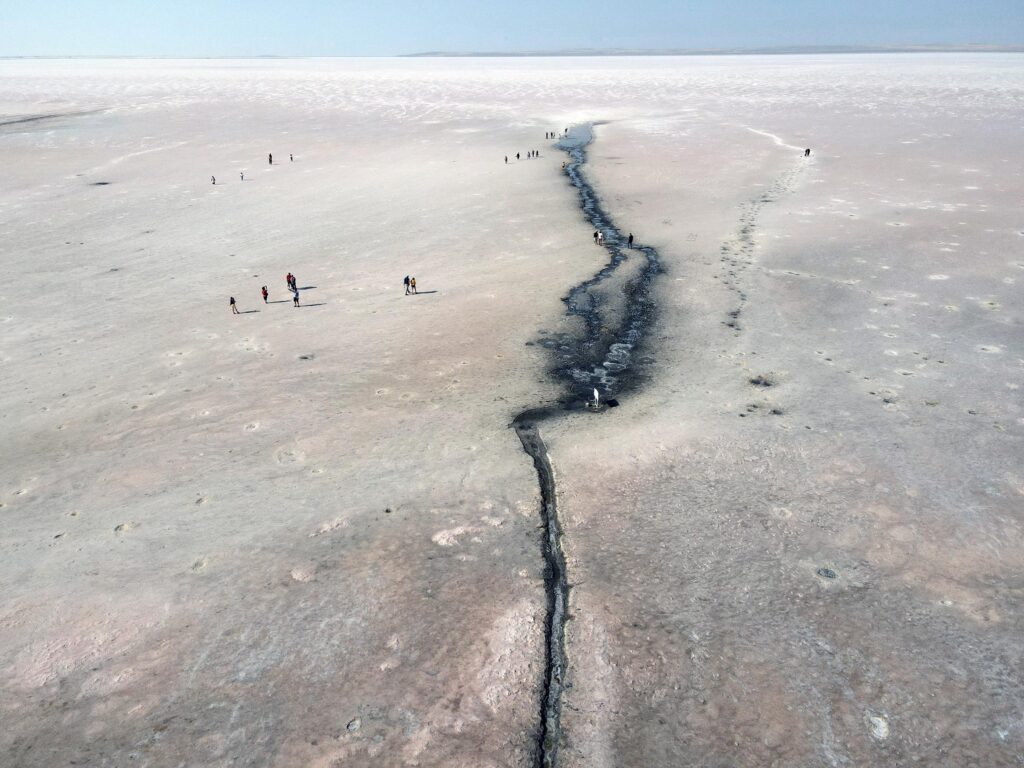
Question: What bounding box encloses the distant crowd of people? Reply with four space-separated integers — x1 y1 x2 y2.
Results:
505 129 572 164
212 151 295 185
229 126 724 316
506 150 543 163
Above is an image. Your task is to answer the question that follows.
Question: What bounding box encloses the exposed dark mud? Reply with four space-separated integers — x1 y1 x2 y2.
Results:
514 124 663 767
544 124 663 404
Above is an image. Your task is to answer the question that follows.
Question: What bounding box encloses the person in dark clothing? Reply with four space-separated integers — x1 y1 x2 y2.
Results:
230 296 239 314
269 153 273 165
516 152 520 160
628 233 634 249
290 153 294 162
593 231 599 244
804 148 811 157
261 285 268 303
404 275 411 295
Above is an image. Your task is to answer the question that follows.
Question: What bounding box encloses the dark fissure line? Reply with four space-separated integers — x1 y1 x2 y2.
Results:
0 109 106 130
513 124 663 768
514 420 565 768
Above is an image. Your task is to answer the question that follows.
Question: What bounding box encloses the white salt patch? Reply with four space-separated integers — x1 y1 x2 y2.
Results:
431 526 479 546
310 518 347 537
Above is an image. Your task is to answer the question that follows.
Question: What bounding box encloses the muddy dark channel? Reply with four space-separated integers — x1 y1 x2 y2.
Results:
513 124 662 767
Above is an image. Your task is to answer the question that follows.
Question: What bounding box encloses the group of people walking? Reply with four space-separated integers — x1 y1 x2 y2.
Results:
506 149 543 163
229 271 301 314
212 151 295 185
505 129 571 163
230 271 429 315
592 230 636 248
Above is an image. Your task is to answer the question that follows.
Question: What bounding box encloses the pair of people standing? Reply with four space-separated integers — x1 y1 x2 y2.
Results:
286 273 300 306
591 231 634 247
403 275 418 295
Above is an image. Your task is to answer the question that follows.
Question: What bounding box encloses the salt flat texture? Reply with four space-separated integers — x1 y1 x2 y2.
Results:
1 55 1022 766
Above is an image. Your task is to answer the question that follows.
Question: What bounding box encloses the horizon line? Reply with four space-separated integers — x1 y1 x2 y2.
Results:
2 43 1024 60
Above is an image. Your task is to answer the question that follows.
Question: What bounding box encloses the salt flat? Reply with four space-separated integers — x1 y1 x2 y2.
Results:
1 55 1022 767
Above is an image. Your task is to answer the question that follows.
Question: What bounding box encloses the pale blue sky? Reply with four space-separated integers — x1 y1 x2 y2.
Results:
1 0 1022 57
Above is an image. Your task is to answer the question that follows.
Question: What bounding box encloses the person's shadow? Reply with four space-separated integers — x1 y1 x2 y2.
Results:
298 285 316 290
413 291 438 295
267 300 290 304
301 302 326 307
239 309 260 314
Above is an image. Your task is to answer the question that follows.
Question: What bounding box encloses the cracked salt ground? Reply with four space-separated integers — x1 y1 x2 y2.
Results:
542 78 1023 765
512 123 665 765
4 55 1023 768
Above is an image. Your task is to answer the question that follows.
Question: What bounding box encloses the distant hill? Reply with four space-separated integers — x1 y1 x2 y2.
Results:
404 44 1024 58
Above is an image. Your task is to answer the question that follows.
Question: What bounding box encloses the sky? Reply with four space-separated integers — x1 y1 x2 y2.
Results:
0 0 1022 57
